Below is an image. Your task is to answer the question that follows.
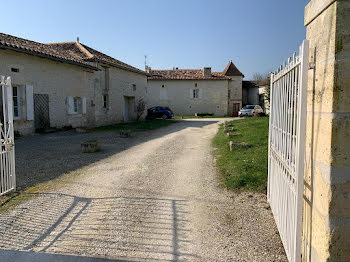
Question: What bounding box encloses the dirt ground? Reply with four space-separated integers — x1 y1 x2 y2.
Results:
0 119 287 261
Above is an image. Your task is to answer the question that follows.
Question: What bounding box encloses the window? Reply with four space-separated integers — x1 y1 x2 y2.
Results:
11 68 19 73
228 90 231 99
160 85 168 100
195 83 198 87
193 89 200 99
132 84 136 91
73 97 82 114
13 86 20 119
103 94 109 109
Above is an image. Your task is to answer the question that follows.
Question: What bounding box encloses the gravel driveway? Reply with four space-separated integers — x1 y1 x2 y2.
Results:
0 119 287 261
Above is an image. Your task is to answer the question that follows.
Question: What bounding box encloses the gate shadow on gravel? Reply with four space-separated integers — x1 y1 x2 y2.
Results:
13 120 221 191
0 192 198 261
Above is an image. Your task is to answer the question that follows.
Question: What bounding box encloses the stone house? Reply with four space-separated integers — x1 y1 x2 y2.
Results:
0 33 148 135
147 61 244 116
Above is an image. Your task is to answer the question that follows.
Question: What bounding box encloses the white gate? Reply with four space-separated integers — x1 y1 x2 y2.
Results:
268 40 309 262
0 76 16 196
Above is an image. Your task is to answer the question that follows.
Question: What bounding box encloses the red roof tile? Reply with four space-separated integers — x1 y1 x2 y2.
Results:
0 33 97 70
0 33 147 75
223 61 244 77
148 69 231 80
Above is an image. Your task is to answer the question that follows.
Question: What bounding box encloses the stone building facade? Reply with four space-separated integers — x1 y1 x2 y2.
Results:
302 0 350 261
0 33 148 135
147 61 244 116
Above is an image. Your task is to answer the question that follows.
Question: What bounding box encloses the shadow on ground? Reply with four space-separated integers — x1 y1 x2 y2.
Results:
0 192 195 261
13 120 222 191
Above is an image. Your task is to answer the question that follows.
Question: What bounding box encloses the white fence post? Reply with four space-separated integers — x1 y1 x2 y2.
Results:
0 76 16 196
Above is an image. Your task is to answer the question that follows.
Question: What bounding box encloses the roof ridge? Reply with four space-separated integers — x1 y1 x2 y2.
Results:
81 43 147 75
46 41 76 45
75 42 94 59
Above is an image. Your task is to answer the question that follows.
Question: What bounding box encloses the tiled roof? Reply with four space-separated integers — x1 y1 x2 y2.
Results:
0 33 97 70
80 44 147 75
0 33 147 75
223 61 244 77
148 69 232 80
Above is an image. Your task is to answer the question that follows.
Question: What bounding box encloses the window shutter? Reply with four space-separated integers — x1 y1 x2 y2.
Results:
26 85 34 120
67 96 74 114
190 88 193 98
5 79 13 122
82 97 87 114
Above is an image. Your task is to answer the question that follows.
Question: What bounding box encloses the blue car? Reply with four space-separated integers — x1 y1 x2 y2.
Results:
146 106 174 120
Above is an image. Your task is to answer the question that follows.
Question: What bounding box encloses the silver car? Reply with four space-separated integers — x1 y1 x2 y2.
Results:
238 105 264 117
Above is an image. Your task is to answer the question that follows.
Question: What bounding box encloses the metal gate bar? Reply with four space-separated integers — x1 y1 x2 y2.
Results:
268 40 309 262
0 76 16 196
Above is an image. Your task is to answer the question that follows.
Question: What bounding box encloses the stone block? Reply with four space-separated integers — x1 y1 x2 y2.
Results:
305 113 333 166
329 223 350 262
229 141 251 151
119 129 131 138
310 210 331 261
226 132 240 138
81 140 100 153
330 181 350 218
331 116 350 166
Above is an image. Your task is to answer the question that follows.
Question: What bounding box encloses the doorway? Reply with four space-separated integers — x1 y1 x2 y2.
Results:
232 103 240 117
34 94 50 131
124 96 135 122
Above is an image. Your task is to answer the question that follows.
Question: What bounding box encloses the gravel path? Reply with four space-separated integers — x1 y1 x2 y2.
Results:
0 119 287 261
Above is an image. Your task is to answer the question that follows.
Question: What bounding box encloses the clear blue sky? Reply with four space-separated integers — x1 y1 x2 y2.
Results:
0 0 309 79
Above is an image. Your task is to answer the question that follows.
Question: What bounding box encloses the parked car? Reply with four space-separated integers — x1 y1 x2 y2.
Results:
146 106 174 120
238 105 264 117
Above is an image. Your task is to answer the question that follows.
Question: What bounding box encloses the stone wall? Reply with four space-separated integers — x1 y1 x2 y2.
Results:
228 76 243 115
0 49 95 135
0 49 148 135
93 63 148 125
303 0 350 261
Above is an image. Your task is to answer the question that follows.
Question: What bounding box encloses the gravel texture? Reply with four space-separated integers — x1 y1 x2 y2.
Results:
0 119 287 261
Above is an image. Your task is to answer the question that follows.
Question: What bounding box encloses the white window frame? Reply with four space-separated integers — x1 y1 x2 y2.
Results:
193 89 200 99
13 86 21 120
73 97 82 114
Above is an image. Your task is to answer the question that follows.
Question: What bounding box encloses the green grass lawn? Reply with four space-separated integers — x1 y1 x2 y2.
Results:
93 119 177 132
212 117 269 191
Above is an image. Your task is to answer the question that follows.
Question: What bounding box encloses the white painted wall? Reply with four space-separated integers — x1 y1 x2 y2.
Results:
147 80 229 116
0 49 148 135
0 49 95 135
93 64 148 124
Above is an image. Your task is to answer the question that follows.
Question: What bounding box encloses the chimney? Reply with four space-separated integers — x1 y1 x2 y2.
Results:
76 36 80 43
145 65 152 74
203 67 211 77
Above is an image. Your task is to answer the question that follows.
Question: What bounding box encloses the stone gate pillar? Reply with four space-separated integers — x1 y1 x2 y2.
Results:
303 0 350 261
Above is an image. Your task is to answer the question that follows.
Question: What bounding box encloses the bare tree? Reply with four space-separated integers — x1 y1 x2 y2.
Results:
252 72 265 82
